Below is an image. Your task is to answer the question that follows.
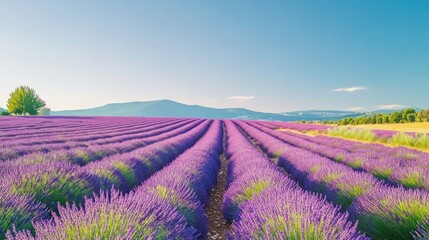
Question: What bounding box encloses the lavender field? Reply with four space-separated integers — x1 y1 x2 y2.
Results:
2 117 429 240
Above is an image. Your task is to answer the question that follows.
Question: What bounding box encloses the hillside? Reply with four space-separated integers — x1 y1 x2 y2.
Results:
282 110 364 119
52 100 364 121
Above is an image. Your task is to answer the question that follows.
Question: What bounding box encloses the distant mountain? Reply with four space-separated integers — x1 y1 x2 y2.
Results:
0 107 5 112
281 110 364 120
52 100 367 121
371 108 422 114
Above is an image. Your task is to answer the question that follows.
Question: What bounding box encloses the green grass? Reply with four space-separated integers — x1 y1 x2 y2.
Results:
389 132 429 150
327 126 429 151
328 126 377 142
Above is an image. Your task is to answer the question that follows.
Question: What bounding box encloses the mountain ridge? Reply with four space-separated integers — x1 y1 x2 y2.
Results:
51 100 366 121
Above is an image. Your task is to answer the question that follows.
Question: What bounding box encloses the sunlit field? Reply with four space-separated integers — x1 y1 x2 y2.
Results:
356 122 429 134
2 117 429 239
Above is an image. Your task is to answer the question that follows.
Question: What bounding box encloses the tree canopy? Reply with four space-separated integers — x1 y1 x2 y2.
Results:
336 108 428 125
7 86 46 115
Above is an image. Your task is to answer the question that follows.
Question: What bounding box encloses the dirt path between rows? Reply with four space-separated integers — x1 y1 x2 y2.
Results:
204 124 229 240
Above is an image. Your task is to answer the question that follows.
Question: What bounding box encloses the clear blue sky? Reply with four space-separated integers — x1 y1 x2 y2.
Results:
1 1 428 112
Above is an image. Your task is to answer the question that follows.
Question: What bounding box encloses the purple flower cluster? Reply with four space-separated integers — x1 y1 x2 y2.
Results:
349 186 429 239
223 120 366 239
3 116 429 238
0 118 199 167
82 119 211 192
8 120 223 239
0 117 177 161
236 120 429 239
254 121 429 191
0 190 48 238
8 189 197 239
0 117 211 236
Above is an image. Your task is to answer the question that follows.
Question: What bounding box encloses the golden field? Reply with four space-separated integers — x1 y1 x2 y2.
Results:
355 122 429 133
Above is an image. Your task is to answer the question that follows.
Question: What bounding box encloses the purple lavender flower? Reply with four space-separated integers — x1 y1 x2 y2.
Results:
229 187 368 240
7 189 198 239
349 186 429 239
0 190 48 238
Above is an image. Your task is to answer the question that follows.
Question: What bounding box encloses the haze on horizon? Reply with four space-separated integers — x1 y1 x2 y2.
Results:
1 1 428 113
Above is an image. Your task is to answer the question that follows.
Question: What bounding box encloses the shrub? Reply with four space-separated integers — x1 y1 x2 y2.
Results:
327 127 377 142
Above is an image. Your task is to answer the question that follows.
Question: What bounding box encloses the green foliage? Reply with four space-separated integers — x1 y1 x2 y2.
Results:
337 108 429 125
261 215 326 240
321 173 343 185
348 159 363 169
336 184 365 207
113 162 138 188
10 171 93 210
236 180 269 204
7 86 46 115
400 172 426 189
371 167 393 180
0 111 10 116
334 154 344 162
327 127 429 150
328 126 429 150
37 107 51 116
388 132 429 150
359 200 429 239
327 126 377 142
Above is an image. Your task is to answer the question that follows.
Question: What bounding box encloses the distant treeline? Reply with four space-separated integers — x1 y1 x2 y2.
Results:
301 108 429 125
336 108 429 125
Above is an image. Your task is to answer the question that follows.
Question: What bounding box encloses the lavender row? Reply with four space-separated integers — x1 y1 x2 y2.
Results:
237 120 429 239
82 120 211 192
8 120 222 239
0 118 182 157
0 119 201 167
253 121 429 191
0 117 168 140
0 118 168 146
223 121 366 239
0 118 192 162
0 118 175 159
0 120 211 237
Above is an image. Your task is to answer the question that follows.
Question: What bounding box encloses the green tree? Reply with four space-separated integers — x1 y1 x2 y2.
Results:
7 86 46 115
406 113 416 122
376 115 383 124
390 112 402 123
403 108 416 115
416 111 423 122
382 115 389 124
38 107 51 116
420 110 429 122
